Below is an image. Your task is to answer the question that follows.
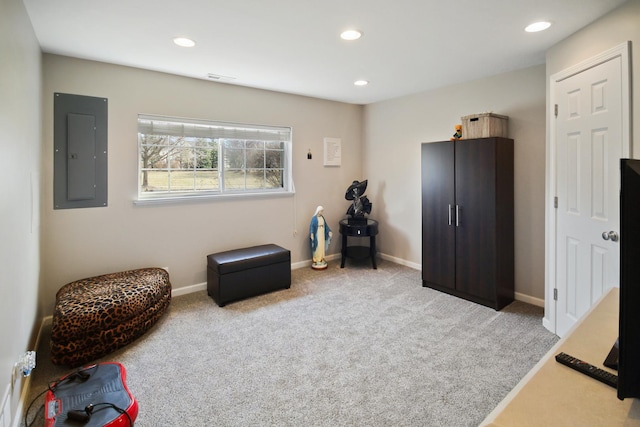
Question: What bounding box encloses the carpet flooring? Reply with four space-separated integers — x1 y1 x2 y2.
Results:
22 259 558 426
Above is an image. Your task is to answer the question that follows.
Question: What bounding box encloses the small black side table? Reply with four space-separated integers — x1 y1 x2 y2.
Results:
339 218 379 269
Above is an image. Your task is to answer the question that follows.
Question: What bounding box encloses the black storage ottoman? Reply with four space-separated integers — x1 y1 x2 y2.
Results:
207 244 291 307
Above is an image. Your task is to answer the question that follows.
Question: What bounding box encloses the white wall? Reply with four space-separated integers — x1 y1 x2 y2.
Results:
363 65 547 301
0 0 42 420
40 55 363 314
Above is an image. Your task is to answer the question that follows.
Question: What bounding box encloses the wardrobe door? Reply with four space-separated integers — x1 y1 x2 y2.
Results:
454 138 497 301
421 142 455 290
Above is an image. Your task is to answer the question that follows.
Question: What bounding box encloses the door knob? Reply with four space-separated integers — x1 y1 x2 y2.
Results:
602 231 619 242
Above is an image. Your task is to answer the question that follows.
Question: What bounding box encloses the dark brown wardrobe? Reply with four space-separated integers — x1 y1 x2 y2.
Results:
421 137 514 310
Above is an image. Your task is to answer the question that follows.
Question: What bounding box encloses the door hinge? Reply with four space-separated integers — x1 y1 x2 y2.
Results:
554 288 558 301
554 196 558 208
554 104 558 118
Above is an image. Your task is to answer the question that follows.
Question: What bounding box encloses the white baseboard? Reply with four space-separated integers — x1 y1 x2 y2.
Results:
291 253 341 270
41 316 52 328
169 255 545 308
378 253 421 270
171 255 340 297
11 388 24 427
515 292 544 307
1 384 10 427
378 253 544 307
171 282 206 297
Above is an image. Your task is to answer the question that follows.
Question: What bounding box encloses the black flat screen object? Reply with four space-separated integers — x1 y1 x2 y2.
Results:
604 337 619 370
609 158 640 400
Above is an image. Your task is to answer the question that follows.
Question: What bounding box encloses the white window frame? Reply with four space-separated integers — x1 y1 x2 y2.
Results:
136 114 294 203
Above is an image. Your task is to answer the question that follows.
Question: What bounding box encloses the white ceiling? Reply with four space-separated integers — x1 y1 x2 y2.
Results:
22 0 626 105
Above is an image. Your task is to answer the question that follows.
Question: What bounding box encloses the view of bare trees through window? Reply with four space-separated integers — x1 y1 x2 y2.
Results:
139 133 285 196
137 115 291 199
222 140 284 190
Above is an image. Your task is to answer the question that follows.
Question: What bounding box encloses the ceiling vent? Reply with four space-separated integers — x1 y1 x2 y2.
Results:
207 73 236 82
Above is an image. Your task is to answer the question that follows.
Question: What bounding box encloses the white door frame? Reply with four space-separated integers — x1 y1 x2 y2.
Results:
544 41 631 335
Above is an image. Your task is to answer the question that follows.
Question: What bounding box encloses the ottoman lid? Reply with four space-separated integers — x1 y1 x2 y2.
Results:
207 244 290 274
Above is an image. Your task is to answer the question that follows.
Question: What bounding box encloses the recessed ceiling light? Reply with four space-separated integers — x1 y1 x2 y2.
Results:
340 29 363 41
525 21 551 33
173 37 196 47
354 80 369 86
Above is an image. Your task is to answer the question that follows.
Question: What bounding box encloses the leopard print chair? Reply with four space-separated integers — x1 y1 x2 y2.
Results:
50 268 171 367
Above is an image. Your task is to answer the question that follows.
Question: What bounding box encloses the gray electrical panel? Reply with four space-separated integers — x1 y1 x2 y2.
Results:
54 93 108 209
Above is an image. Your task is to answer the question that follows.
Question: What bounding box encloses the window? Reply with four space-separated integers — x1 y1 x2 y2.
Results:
137 114 293 201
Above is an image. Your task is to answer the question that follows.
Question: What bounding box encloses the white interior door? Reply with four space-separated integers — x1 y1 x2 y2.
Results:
553 53 626 338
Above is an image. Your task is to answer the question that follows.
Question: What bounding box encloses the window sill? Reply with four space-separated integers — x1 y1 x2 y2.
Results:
133 190 295 206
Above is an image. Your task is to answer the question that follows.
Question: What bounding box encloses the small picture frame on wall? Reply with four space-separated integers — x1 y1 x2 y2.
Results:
323 137 341 166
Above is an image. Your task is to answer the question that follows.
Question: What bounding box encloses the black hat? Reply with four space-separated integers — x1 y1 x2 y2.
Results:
345 180 368 200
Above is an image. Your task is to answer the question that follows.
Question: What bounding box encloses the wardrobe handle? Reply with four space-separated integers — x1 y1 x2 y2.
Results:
448 204 452 226
456 205 460 227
